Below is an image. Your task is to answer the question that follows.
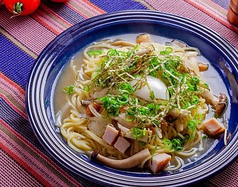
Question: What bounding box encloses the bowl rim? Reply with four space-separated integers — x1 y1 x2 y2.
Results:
26 10 238 187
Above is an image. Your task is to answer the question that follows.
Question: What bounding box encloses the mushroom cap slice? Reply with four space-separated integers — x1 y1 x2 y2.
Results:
91 148 150 169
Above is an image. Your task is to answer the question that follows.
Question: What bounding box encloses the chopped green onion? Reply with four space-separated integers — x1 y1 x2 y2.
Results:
202 135 208 139
118 83 134 94
132 127 146 141
164 46 173 54
163 138 183 151
87 49 103 56
117 94 129 105
83 85 90 92
63 85 74 94
150 90 155 100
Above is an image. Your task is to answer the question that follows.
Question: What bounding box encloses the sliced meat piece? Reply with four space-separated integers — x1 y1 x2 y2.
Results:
114 136 131 154
147 153 171 174
102 125 119 145
201 117 225 136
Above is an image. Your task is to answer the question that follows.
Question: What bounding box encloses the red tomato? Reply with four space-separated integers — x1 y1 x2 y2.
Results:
0 0 3 5
4 0 40 16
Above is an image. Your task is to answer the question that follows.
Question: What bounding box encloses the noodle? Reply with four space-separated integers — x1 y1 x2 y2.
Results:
57 34 227 173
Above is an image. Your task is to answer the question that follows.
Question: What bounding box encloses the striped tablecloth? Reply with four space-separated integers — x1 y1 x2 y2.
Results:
0 0 237 187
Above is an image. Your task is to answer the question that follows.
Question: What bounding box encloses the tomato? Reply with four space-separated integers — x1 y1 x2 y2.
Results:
4 0 40 16
0 0 4 5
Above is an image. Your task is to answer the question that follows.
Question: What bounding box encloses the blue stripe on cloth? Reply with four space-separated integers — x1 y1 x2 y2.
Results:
0 98 45 151
211 0 229 10
45 2 86 25
0 34 35 89
89 0 147 12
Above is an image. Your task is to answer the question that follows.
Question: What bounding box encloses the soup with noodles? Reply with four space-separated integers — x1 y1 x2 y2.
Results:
54 34 228 174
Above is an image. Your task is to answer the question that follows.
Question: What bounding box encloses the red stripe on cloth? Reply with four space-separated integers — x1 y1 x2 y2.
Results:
0 8 56 55
32 2 73 35
32 9 64 35
68 0 106 18
142 0 238 49
199 0 227 13
66 3 90 18
0 149 44 187
40 3 72 27
0 119 83 187
0 93 27 119
185 0 238 33
1 138 52 187
80 0 106 14
0 72 25 95
0 73 25 108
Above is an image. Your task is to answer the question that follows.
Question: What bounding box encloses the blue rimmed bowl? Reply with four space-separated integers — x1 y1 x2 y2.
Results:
26 10 238 187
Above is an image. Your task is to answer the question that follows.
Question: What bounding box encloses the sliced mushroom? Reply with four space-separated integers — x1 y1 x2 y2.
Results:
175 119 184 133
91 148 150 169
200 88 219 106
92 88 109 98
81 99 92 106
117 113 136 129
136 49 149 56
215 93 228 117
200 89 228 117
168 108 189 118
136 33 151 44
86 103 102 117
184 47 201 55
111 39 136 47
198 62 209 72
169 39 187 48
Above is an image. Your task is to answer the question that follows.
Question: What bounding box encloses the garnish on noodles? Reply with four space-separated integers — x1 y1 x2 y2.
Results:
57 34 228 174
